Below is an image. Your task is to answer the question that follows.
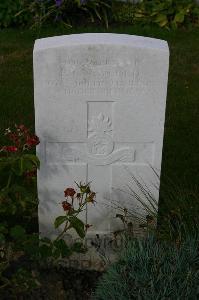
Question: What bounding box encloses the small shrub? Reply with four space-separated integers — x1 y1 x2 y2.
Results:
0 124 39 224
0 0 31 28
95 235 199 300
0 0 111 28
112 168 199 243
99 170 199 299
112 0 199 29
0 124 96 296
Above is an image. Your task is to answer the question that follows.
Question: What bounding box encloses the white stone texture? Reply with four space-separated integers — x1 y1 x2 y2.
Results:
34 33 169 240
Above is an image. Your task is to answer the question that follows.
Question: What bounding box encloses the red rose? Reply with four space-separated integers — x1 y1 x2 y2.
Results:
64 188 76 197
26 135 40 147
62 201 72 211
2 146 18 152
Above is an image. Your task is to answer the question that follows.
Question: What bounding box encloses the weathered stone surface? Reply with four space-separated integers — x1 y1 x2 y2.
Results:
34 33 169 241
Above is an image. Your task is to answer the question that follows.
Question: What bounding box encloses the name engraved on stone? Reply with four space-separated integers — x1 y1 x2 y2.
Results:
46 57 140 96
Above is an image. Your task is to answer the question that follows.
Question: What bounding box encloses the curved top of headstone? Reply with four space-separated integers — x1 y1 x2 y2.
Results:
34 33 168 52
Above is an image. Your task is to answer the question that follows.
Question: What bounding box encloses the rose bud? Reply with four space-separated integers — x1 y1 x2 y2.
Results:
64 188 76 197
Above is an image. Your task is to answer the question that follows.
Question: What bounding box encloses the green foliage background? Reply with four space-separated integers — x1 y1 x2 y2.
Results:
0 0 30 28
0 0 111 29
0 0 199 29
113 0 199 29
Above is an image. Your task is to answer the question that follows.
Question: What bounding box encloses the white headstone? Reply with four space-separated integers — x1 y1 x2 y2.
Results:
34 33 169 241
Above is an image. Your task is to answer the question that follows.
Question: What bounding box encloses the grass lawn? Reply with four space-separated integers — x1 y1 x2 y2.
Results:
0 24 199 195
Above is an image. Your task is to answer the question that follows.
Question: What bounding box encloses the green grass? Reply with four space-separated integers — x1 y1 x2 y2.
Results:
0 24 199 193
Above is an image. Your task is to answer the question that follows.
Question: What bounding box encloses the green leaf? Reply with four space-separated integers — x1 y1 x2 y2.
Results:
171 20 178 29
134 13 145 18
71 242 87 254
10 225 26 240
54 216 68 229
155 14 167 23
53 239 72 258
11 155 36 176
23 235 39 257
39 244 52 258
154 14 168 27
69 216 85 239
22 154 40 169
12 158 23 175
52 248 61 259
174 12 184 23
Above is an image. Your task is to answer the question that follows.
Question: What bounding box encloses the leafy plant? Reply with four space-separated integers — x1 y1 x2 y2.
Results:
80 0 111 28
54 182 95 240
0 124 39 223
0 124 96 296
95 235 199 300
112 168 199 244
13 0 111 29
0 125 40 293
0 0 30 28
36 182 96 263
0 183 95 294
112 0 199 29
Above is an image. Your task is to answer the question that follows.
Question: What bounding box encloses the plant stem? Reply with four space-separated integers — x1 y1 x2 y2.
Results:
55 221 69 241
6 172 12 189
